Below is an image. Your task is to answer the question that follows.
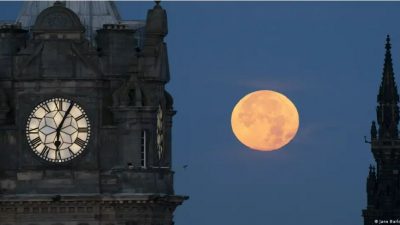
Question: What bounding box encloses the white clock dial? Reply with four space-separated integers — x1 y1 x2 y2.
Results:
26 98 91 163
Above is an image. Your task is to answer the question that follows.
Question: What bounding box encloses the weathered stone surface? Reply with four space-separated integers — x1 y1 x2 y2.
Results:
0 194 187 225
16 171 43 181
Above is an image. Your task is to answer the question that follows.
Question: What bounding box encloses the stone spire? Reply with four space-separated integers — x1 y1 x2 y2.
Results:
376 35 400 139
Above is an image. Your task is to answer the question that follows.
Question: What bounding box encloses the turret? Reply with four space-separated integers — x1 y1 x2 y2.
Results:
143 1 168 51
110 2 173 171
140 2 170 82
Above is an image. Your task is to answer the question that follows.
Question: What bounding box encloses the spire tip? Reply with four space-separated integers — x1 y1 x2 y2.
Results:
386 35 392 50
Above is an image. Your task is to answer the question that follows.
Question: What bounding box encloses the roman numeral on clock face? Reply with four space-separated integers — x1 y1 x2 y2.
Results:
55 100 63 111
75 114 85 121
40 103 51 113
30 137 41 148
28 127 39 134
39 146 50 157
78 127 88 133
68 148 75 156
74 138 86 148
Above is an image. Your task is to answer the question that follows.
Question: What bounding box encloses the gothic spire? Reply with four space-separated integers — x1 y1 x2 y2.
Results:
376 35 400 139
378 35 399 103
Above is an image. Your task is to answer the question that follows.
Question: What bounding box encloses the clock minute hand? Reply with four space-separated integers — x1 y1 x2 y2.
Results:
55 101 74 145
57 101 74 131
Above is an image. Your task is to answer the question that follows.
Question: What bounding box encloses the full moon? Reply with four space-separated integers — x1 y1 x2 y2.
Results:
231 90 299 151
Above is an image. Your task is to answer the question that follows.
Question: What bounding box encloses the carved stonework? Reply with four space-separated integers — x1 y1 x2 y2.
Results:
0 195 186 225
112 76 143 107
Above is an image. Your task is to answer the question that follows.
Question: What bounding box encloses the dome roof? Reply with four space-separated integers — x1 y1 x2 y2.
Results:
17 1 121 42
32 2 84 32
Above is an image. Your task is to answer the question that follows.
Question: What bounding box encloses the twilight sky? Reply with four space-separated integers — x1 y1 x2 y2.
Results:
2 1 400 225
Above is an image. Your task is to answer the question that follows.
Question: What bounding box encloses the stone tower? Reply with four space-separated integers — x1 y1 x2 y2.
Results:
0 1 187 225
363 35 400 224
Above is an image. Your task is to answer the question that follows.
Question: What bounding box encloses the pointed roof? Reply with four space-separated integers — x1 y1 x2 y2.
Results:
376 35 400 139
378 35 399 104
16 1 121 42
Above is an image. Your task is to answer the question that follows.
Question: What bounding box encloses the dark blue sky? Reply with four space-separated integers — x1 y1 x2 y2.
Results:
3 1 400 225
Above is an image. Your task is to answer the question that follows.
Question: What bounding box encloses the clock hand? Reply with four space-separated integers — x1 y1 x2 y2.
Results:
58 101 74 131
54 141 60 159
55 101 74 148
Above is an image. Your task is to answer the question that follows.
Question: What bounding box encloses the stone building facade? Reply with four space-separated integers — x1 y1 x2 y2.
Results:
0 1 186 225
363 36 400 224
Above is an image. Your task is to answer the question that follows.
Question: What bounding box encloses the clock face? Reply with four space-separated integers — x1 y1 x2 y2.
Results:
26 98 91 163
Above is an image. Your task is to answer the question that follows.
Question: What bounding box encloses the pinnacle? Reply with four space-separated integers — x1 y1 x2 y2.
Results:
376 35 400 139
386 34 391 51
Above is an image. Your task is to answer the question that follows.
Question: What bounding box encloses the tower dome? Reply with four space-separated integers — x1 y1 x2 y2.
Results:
17 1 122 42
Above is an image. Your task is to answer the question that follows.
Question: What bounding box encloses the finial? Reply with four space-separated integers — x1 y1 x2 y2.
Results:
54 1 66 7
386 34 391 50
155 0 161 6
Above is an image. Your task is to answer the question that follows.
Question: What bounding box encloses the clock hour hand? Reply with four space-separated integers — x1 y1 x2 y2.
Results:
55 101 74 148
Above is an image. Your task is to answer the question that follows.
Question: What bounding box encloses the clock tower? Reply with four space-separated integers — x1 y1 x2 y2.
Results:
0 1 187 225
363 35 400 224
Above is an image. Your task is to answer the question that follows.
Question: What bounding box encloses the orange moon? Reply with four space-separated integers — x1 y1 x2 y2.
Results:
231 90 299 151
